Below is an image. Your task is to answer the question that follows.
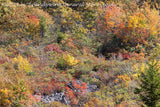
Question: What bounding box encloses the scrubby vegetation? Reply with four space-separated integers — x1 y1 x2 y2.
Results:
0 0 160 106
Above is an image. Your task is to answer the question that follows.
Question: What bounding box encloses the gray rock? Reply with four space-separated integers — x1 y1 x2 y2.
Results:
38 80 99 104
87 84 98 92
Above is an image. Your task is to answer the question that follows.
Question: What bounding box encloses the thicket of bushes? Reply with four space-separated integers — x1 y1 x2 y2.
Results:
0 0 160 106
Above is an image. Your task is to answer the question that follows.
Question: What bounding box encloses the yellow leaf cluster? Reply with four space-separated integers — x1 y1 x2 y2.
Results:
132 60 160 78
0 89 12 106
115 74 131 84
62 54 78 66
145 7 160 36
132 63 147 77
13 55 32 73
128 5 160 36
128 12 147 29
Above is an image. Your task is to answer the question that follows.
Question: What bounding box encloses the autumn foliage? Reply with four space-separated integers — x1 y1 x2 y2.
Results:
0 0 160 106
65 81 87 105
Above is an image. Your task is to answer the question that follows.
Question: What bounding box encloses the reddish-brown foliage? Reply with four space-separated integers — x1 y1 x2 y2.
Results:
65 81 87 105
28 15 40 25
0 58 7 65
45 43 63 53
35 79 66 95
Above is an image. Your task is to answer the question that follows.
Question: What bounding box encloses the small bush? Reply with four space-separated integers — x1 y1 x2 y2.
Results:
13 55 32 73
57 54 78 70
0 89 13 107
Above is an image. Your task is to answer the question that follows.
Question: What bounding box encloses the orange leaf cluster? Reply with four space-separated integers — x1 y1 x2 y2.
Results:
28 15 40 26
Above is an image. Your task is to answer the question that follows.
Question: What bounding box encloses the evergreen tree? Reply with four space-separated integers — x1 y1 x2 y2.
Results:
134 60 160 107
39 16 48 38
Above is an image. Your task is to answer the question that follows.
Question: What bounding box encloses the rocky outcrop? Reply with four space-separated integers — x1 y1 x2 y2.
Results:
36 80 99 104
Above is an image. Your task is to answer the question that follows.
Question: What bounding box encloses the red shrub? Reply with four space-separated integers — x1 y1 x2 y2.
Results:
45 43 63 53
35 79 66 95
0 58 7 64
28 15 40 25
122 53 132 60
65 81 87 105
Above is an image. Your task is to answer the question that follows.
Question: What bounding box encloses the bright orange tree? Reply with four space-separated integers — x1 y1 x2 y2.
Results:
97 2 160 52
